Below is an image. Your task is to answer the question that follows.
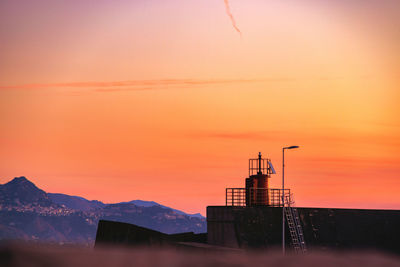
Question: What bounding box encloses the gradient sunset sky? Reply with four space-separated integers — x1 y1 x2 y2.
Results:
1 0 399 215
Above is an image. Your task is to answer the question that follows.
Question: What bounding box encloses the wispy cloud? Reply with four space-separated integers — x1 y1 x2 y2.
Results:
223 0 242 37
189 129 400 147
0 78 294 92
189 131 284 141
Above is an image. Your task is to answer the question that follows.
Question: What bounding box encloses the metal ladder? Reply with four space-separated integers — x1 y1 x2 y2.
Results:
284 194 307 254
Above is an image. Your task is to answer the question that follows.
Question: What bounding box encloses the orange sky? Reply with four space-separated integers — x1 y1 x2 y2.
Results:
0 0 399 215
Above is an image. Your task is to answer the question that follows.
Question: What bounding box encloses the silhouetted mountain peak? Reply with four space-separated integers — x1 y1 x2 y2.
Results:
7 176 36 188
12 176 28 182
0 176 53 206
128 200 159 207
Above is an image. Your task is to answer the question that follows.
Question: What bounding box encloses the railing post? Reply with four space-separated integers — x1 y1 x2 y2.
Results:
232 189 234 206
226 188 228 206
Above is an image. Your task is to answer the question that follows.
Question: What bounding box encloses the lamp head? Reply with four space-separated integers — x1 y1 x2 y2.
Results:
284 145 299 149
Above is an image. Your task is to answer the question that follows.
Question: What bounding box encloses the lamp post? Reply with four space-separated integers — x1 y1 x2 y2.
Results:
282 145 299 255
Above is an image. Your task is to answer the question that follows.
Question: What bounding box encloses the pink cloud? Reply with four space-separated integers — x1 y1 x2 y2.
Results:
0 78 294 92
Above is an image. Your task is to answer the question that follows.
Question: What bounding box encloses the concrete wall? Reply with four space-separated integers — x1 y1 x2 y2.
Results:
207 206 400 254
95 220 206 247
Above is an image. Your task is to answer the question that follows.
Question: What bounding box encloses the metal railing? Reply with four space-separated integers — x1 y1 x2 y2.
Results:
226 188 291 207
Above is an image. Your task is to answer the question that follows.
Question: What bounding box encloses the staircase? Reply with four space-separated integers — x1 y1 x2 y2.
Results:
284 194 307 254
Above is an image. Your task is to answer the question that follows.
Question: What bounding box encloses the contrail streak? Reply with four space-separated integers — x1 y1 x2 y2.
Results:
223 0 242 36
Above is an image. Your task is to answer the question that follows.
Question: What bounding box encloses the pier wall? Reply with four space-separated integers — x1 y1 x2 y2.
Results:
207 206 400 254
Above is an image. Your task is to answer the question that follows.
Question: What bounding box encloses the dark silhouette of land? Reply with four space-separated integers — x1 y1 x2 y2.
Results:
0 177 206 245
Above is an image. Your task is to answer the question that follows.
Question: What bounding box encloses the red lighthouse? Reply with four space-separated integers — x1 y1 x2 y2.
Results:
245 152 276 206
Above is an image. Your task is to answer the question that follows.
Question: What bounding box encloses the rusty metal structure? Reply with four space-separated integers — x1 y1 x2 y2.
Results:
246 152 273 206
225 152 291 207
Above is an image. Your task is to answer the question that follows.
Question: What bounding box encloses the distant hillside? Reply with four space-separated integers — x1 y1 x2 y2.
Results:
48 193 105 211
0 177 207 245
121 200 205 219
48 194 204 219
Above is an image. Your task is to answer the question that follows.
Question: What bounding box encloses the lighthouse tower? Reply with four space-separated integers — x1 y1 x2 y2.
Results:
245 152 276 206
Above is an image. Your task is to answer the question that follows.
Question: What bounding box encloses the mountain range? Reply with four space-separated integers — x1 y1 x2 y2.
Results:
0 177 206 245
47 194 204 219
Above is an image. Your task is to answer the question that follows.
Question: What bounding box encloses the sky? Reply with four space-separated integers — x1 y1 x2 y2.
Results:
0 0 399 215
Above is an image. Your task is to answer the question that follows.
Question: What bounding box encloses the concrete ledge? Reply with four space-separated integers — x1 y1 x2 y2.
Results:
207 206 400 254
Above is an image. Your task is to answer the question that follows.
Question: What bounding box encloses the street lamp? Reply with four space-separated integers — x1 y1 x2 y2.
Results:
282 145 299 255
